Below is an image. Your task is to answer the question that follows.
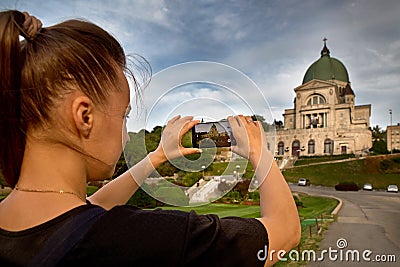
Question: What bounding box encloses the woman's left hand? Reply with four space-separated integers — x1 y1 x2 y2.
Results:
153 115 201 163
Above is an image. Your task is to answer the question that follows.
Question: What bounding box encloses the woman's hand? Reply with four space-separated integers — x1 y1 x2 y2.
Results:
152 115 201 163
227 115 267 164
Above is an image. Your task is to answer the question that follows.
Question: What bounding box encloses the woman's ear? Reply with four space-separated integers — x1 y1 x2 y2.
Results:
71 96 94 138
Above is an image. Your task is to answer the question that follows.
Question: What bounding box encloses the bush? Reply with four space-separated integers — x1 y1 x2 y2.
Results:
335 181 360 191
293 194 303 207
379 157 400 173
128 187 157 208
225 190 241 201
247 191 260 202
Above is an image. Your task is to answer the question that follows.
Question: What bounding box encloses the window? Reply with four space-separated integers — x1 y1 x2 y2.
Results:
278 141 284 155
324 139 333 154
307 94 326 106
308 140 315 154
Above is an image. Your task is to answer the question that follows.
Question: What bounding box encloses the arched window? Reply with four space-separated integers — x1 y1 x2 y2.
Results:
308 140 315 154
324 138 333 154
278 141 284 155
307 94 326 106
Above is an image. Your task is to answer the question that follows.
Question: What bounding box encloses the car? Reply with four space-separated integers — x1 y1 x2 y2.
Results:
298 178 310 186
335 182 360 191
363 183 373 191
386 185 398 193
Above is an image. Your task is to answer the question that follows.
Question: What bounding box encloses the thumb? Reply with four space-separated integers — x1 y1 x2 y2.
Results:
181 148 202 156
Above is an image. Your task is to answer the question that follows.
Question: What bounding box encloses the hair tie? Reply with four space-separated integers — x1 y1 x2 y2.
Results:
20 12 42 41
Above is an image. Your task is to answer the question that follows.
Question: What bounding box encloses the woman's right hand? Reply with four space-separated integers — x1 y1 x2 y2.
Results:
227 115 267 164
152 115 201 163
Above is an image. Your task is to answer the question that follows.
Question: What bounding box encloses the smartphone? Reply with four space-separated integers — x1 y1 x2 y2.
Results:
192 120 236 148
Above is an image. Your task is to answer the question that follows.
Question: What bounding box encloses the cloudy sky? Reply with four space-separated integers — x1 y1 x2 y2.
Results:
3 0 400 131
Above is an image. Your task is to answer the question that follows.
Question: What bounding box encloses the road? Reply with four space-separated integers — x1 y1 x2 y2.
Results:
289 184 400 266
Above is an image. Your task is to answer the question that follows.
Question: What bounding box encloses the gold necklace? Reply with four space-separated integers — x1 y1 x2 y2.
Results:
14 186 86 202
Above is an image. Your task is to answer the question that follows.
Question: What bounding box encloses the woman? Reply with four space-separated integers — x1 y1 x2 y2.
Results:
0 10 300 266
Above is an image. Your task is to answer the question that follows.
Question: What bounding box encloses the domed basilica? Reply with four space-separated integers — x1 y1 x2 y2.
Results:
274 39 372 158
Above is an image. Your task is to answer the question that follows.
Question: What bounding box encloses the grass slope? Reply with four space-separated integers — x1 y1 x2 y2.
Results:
159 203 261 218
283 159 400 189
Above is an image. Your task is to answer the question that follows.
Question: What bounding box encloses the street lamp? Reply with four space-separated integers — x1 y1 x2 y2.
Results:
235 165 240 180
389 109 393 154
201 165 206 179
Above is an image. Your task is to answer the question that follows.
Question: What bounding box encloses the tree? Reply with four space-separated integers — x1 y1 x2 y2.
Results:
371 125 384 141
273 119 284 129
371 139 389 155
369 125 389 154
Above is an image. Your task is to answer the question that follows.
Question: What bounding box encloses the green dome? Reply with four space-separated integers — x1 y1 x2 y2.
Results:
302 44 349 84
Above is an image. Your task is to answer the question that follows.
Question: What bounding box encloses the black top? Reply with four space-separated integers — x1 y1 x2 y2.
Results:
0 204 268 266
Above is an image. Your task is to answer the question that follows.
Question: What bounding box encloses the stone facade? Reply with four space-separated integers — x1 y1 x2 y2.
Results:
387 123 400 151
274 43 372 158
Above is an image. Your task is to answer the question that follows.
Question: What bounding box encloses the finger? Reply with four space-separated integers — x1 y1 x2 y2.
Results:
180 119 199 136
227 116 239 128
256 121 265 132
179 116 194 124
237 115 247 127
167 115 181 124
244 115 253 124
181 147 202 156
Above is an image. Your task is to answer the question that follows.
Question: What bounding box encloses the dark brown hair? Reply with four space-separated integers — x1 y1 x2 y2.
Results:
0 10 148 187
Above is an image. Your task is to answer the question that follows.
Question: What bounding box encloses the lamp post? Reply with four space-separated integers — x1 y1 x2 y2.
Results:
389 109 393 154
236 165 240 179
201 165 206 179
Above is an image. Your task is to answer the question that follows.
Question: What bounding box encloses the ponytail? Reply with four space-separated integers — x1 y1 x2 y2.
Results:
0 10 26 187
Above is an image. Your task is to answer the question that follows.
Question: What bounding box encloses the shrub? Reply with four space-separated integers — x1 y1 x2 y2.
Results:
380 157 400 173
335 182 360 191
293 194 303 207
247 191 260 202
128 187 157 208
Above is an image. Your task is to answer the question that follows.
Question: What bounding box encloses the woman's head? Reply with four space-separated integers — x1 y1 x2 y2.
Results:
0 10 146 187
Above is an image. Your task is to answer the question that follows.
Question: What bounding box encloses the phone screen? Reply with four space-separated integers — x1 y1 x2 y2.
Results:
192 120 236 148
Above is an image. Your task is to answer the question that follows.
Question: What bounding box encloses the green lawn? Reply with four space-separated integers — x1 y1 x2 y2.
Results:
206 160 254 178
297 194 338 219
155 194 338 221
158 203 261 218
294 154 355 166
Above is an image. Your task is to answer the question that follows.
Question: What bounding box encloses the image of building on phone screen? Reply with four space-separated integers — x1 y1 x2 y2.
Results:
193 121 234 148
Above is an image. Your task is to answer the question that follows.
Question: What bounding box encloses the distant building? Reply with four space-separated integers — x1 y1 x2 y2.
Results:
194 123 230 147
386 123 400 152
274 40 372 157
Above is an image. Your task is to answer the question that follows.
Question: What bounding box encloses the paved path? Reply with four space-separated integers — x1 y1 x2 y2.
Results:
289 185 400 266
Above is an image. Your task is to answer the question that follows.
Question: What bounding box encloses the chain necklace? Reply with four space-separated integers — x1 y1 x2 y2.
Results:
14 186 86 202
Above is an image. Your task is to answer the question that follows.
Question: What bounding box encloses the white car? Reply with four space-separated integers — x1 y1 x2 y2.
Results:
298 178 310 186
386 185 398 193
363 183 373 191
